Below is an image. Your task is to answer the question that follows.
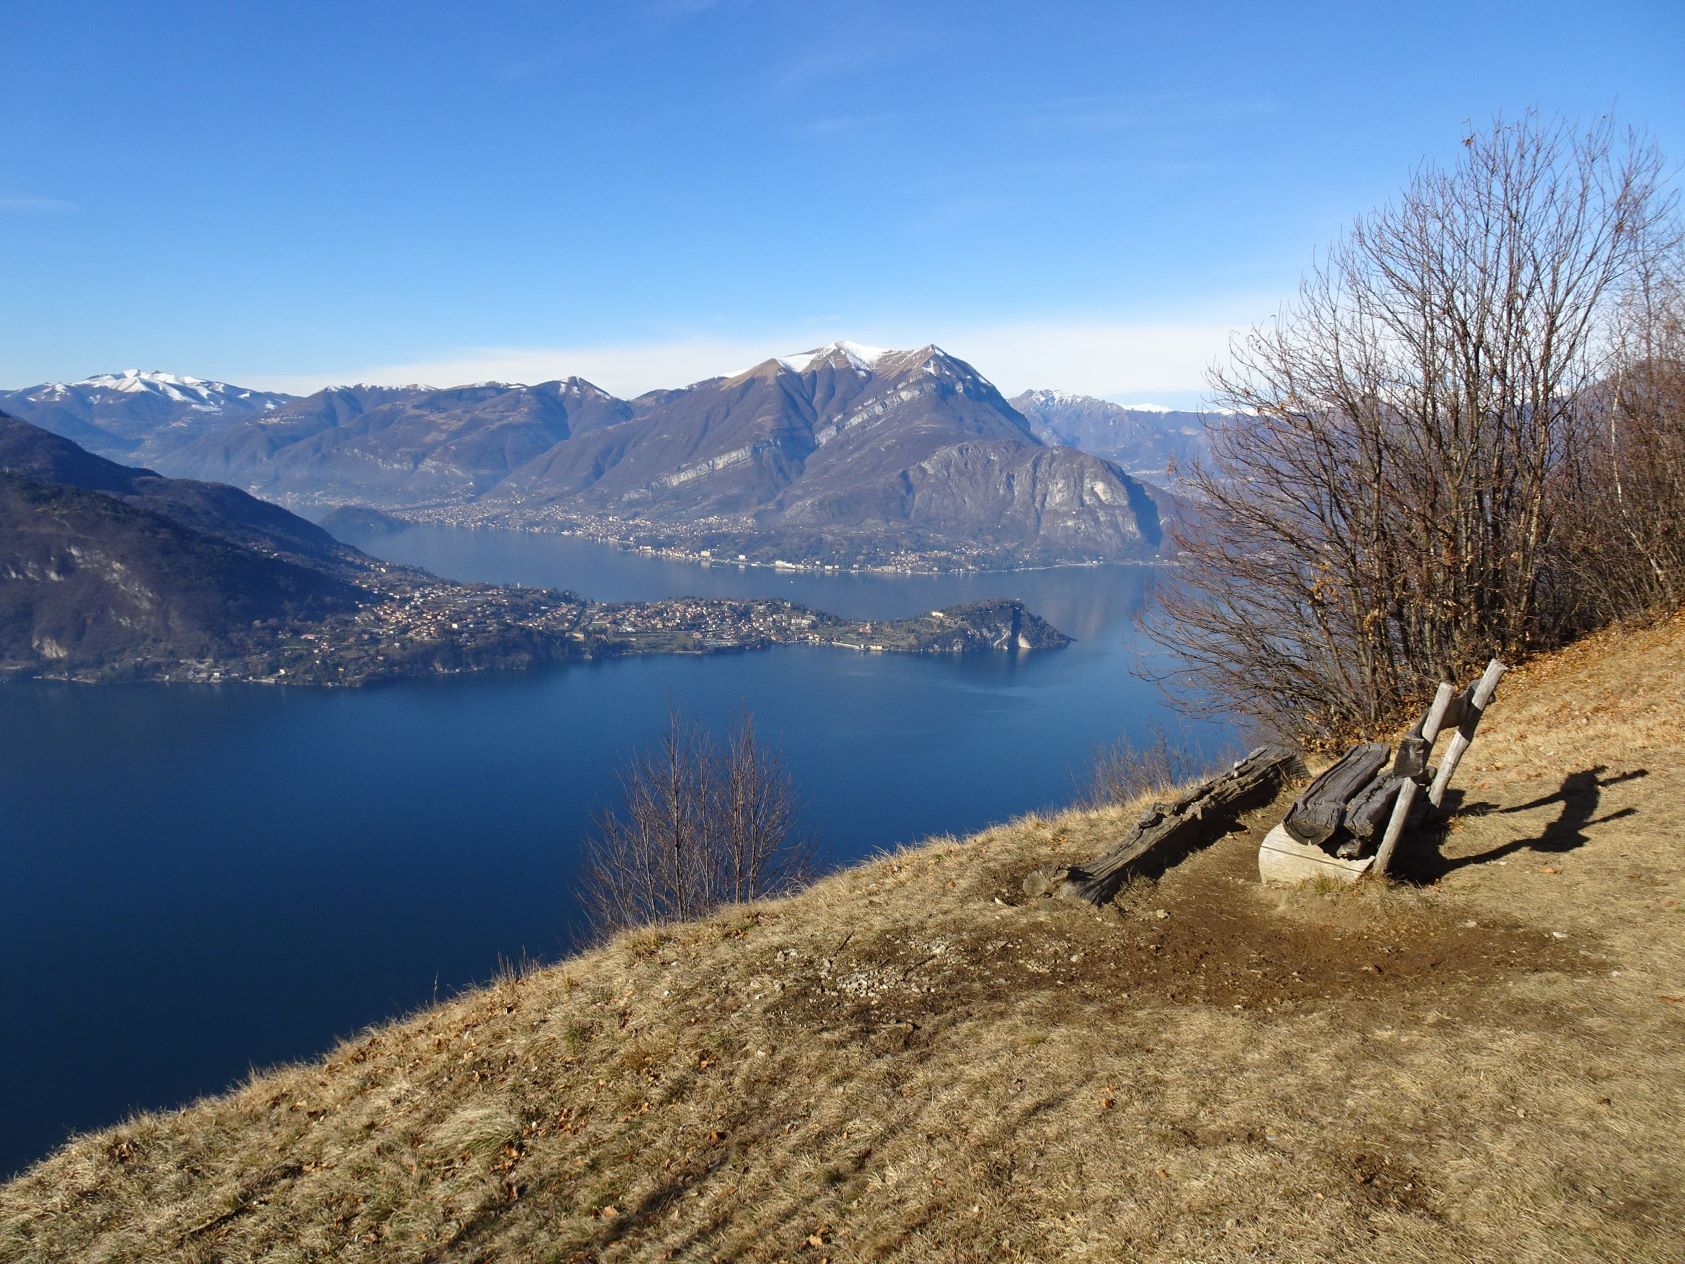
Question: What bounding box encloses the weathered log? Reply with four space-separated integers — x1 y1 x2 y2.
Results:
1337 773 1413 855
1283 742 1390 847
1024 745 1302 907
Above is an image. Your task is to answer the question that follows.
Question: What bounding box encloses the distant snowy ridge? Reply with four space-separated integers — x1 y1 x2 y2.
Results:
1017 390 1219 416
19 369 287 425
1019 388 1225 415
1008 387 1216 484
37 368 273 411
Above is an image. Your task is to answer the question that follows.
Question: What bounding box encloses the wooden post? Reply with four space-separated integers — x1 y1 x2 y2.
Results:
1371 681 1456 876
1427 659 1507 810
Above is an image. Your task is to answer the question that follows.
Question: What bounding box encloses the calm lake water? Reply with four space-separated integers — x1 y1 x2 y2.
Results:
0 526 1229 1176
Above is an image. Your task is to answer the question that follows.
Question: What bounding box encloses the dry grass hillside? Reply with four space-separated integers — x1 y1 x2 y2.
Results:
3 614 1682 1263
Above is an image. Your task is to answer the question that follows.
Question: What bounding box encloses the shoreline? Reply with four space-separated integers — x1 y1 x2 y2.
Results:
298 501 1177 579
0 592 1073 690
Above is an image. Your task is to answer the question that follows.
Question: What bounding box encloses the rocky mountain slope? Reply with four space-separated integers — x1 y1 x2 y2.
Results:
485 344 1172 565
4 350 1184 568
0 414 365 672
1010 388 1213 484
162 379 634 501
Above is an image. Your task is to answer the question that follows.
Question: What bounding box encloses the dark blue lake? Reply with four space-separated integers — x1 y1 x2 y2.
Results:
0 527 1228 1176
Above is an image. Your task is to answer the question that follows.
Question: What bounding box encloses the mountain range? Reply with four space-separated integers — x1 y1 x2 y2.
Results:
1 346 1215 568
1008 389 1212 484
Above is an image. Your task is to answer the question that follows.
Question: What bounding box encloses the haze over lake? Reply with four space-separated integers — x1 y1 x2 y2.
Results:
0 527 1230 1176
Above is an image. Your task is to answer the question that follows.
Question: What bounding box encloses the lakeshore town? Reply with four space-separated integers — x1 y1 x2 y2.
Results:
367 500 1071 574
18 556 1066 688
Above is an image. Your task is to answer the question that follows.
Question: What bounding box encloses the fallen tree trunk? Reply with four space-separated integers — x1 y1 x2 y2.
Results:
1025 746 1302 907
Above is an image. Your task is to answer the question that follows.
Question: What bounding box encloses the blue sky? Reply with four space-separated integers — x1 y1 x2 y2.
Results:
4 0 1682 405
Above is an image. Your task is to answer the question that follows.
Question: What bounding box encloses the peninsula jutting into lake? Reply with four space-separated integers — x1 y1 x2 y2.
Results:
0 413 1070 686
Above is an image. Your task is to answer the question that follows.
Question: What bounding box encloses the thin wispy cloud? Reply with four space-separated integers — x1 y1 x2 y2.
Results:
905 192 1028 232
0 195 79 213
1024 93 1279 134
771 12 935 96
772 48 883 94
645 0 731 17
798 112 904 137
496 2 746 81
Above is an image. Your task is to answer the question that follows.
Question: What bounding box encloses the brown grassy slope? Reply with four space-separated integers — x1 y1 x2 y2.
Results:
2 614 1682 1263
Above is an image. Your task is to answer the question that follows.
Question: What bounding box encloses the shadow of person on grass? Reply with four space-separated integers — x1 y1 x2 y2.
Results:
1399 766 1647 881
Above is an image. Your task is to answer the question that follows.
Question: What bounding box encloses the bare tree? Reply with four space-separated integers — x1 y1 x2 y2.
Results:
1155 113 1677 745
717 716 802 903
1555 258 1685 621
579 709 811 935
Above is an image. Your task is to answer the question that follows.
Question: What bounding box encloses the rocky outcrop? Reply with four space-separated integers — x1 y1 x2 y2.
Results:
915 599 1073 652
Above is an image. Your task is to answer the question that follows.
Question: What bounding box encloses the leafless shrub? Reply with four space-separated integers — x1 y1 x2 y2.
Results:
1084 725 1226 807
579 709 812 937
1156 112 1679 746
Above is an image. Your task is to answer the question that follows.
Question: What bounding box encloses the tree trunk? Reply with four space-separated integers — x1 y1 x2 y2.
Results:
1025 746 1302 907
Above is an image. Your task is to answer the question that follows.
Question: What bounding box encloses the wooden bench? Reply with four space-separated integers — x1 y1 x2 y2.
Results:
1258 659 1507 885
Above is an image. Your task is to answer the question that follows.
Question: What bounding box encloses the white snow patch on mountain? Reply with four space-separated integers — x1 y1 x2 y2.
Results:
1031 388 1096 404
78 369 217 393
52 370 267 407
777 340 893 374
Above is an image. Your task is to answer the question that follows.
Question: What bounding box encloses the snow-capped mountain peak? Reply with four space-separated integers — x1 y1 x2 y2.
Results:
3 371 297 452
1022 388 1101 407
89 369 197 390
777 340 894 374
52 369 267 407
